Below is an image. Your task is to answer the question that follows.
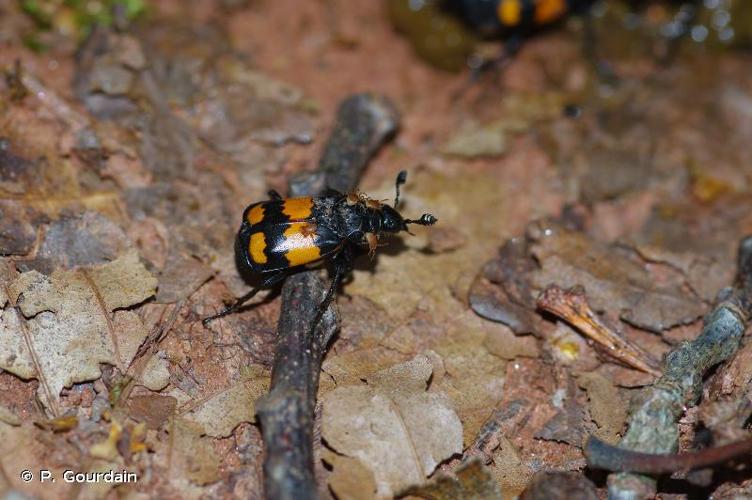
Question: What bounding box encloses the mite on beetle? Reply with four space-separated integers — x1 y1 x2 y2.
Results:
202 170 437 327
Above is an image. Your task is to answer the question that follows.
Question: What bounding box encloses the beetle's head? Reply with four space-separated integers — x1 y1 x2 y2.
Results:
380 205 405 234
381 170 438 234
379 205 437 234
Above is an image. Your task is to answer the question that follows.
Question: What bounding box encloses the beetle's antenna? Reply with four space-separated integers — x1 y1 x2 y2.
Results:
404 213 438 227
394 170 408 207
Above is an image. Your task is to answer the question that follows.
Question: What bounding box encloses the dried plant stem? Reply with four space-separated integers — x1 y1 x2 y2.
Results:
589 237 752 499
255 94 399 500
537 285 661 376
586 434 752 474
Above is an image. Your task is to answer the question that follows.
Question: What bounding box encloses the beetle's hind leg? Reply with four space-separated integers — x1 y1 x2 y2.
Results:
309 247 353 336
202 271 287 325
451 36 522 101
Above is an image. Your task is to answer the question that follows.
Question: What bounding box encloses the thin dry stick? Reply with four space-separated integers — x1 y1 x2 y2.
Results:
255 94 399 500
112 301 183 414
3 284 60 417
537 285 661 377
82 270 125 372
592 236 752 499
586 434 752 474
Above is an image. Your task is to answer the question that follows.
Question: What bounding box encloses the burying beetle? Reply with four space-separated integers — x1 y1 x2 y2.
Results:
445 0 598 73
203 171 437 330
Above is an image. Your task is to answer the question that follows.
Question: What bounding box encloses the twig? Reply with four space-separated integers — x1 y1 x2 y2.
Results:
537 285 661 377
4 284 60 417
597 236 752 499
255 94 400 500
112 302 183 415
586 435 752 474
19 71 90 132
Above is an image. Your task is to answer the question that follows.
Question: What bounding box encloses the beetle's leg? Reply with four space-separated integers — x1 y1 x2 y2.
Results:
202 271 287 325
451 35 522 101
470 34 522 82
268 189 283 201
310 246 353 336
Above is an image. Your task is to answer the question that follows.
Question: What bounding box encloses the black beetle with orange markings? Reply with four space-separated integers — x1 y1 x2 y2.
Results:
447 0 699 70
202 171 437 327
447 0 595 38
442 0 600 78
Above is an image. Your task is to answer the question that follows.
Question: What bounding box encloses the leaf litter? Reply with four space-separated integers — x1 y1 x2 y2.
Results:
322 354 463 497
3 250 156 413
2 0 752 498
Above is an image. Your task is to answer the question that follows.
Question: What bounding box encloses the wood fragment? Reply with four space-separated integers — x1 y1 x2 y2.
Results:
537 285 661 376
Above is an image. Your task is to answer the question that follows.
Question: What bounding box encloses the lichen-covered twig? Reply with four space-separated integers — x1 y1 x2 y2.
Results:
255 94 399 500
537 285 661 377
588 236 752 499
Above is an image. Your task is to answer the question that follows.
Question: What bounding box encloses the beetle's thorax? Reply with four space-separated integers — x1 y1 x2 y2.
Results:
312 193 371 240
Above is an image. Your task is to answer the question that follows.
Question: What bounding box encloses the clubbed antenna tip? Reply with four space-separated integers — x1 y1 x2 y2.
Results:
405 213 437 226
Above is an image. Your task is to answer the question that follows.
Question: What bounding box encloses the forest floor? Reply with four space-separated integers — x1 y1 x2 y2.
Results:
2 0 752 498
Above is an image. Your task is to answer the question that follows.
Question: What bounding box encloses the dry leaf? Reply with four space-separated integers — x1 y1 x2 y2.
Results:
469 238 540 335
17 211 131 275
483 323 539 360
322 346 411 386
441 121 506 158
519 471 598 500
576 371 628 443
630 244 731 303
128 395 177 430
322 354 463 497
2 250 157 412
321 448 378 500
171 417 221 485
434 324 507 447
155 256 213 303
530 227 705 332
400 459 502 500
489 436 533 499
183 372 270 437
